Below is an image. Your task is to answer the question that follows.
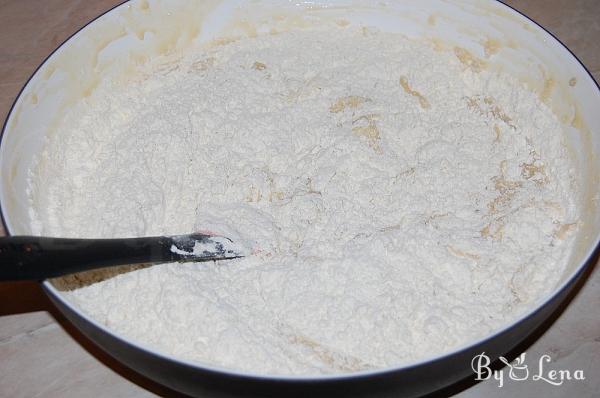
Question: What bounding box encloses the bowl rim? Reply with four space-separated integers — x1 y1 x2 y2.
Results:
1 0 599 382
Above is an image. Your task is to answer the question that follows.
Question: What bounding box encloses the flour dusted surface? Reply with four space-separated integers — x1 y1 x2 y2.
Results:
29 28 579 375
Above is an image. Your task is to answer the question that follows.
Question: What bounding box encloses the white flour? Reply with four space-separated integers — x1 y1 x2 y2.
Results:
28 28 580 375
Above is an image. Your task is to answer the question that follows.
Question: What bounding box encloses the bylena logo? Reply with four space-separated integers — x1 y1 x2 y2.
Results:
471 352 586 388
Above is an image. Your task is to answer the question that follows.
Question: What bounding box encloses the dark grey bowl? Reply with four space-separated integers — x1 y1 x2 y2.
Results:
2 0 599 397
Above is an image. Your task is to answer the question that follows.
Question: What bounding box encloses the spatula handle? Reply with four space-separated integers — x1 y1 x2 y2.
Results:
0 235 177 281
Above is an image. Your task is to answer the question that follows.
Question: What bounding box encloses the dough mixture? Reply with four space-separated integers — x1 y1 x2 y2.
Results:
28 28 580 374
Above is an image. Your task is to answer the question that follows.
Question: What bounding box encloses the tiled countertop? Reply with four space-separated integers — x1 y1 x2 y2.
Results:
0 1 598 397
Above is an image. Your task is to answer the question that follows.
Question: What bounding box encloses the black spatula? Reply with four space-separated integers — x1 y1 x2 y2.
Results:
0 233 243 281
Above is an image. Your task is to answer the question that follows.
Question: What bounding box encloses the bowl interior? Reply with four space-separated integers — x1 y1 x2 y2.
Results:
1 0 599 324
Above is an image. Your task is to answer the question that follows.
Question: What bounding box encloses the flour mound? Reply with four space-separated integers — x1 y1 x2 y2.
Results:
29 28 579 375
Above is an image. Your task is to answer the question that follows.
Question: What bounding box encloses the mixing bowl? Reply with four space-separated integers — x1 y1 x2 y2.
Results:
1 1 599 397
